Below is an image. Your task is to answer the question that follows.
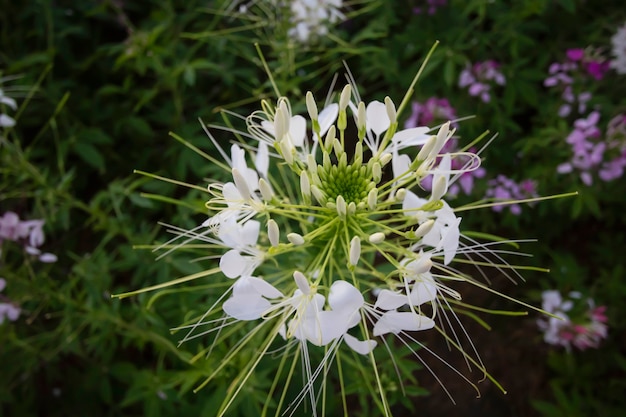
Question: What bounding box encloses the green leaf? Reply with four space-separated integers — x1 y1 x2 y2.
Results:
74 142 106 173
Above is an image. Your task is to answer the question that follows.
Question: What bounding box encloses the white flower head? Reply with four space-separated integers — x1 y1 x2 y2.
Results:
126 65 546 417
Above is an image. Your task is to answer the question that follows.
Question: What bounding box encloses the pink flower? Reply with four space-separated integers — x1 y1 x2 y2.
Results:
566 48 585 61
537 290 608 351
404 97 457 128
0 211 57 263
0 278 21 324
484 175 537 215
458 60 505 103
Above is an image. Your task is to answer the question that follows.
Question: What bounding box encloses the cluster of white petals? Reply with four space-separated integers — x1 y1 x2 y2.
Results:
152 80 526 417
610 22 626 74
287 0 345 43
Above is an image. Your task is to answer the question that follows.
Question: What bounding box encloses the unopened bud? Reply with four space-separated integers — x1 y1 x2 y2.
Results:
268 219 279 247
333 138 344 158
379 152 393 166
357 101 367 139
385 97 397 124
324 125 336 151
368 232 385 244
232 168 251 200
300 171 311 201
415 219 435 238
311 185 326 205
372 162 382 183
431 175 448 201
353 141 363 166
417 135 436 162
336 195 347 219
306 91 318 121
287 232 305 246
339 84 351 112
395 188 407 202
279 138 294 165
349 236 361 266
258 178 274 201
307 154 318 176
367 188 378 211
293 271 310 295
431 121 451 158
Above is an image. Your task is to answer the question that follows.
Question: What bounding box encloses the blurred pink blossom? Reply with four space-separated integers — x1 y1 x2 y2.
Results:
537 290 608 351
458 60 505 103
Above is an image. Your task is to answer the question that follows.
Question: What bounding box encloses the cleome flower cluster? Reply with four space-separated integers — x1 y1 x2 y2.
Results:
132 74 539 416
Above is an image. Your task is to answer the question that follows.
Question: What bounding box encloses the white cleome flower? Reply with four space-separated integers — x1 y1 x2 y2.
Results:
287 0 345 43
610 22 626 74
129 69 542 417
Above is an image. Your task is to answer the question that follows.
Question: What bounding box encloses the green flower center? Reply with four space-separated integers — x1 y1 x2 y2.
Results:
319 163 372 204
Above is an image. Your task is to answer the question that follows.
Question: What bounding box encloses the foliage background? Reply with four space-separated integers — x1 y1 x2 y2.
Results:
1 1 625 416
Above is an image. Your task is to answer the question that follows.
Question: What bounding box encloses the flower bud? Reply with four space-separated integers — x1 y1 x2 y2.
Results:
279 138 294 165
339 84 351 112
324 125 336 152
293 271 310 295
367 188 378 211
431 175 448 201
385 97 397 125
372 162 382 183
379 152 393 167
417 135 436 162
415 219 435 238
368 232 385 244
395 188 407 202
232 168 251 200
311 185 326 205
268 219 279 247
259 178 274 202
357 101 367 139
306 91 318 121
349 236 361 266
431 121 451 158
300 171 311 201
336 195 347 219
287 232 305 246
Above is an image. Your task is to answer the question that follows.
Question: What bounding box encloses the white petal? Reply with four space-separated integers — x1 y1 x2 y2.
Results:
220 249 245 278
344 333 377 355
0 95 17 109
374 289 407 310
289 115 307 147
328 280 363 313
373 311 435 336
310 311 344 345
402 190 427 215
240 220 260 247
232 168 251 200
248 276 283 299
39 253 58 263
391 127 431 148
366 100 390 136
409 279 438 305
222 182 242 205
223 294 270 320
439 217 461 265
392 148 411 179
230 144 246 171
318 103 339 135
255 142 269 177
261 120 275 136
293 271 310 295
0 114 15 127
